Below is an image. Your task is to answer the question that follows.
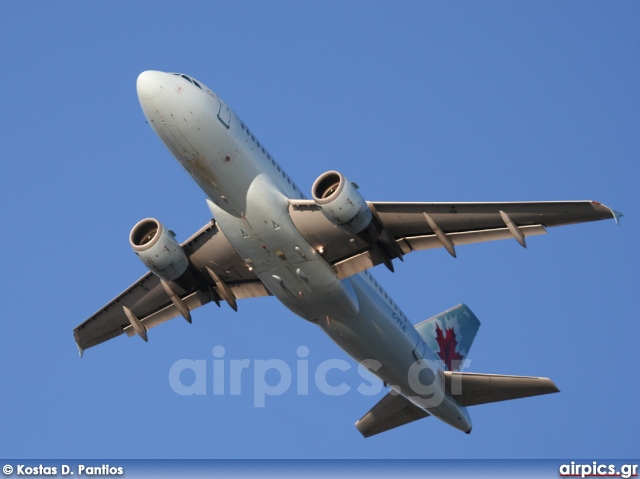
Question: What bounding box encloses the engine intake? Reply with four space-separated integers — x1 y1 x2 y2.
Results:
311 171 372 235
130 218 189 282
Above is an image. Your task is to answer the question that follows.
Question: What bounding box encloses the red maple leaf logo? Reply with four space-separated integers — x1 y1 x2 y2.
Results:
435 324 464 371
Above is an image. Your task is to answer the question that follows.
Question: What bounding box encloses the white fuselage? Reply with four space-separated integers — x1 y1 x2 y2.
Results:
136 71 471 432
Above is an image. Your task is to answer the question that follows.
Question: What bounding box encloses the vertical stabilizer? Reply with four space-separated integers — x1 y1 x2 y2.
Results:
414 304 480 371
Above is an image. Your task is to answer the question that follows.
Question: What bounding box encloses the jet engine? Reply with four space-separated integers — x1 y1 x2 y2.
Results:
130 218 189 282
311 170 372 235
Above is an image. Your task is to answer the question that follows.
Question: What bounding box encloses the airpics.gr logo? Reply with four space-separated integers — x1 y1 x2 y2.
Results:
559 461 638 478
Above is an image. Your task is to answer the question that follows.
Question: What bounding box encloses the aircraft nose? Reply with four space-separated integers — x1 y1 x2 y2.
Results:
136 71 164 100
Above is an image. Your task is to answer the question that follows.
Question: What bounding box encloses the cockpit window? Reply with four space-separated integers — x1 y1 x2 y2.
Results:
170 73 203 90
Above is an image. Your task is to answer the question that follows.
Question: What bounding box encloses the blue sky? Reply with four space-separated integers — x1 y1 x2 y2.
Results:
0 2 637 460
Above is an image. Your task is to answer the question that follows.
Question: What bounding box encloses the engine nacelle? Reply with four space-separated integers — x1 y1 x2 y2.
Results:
130 218 189 282
311 170 372 235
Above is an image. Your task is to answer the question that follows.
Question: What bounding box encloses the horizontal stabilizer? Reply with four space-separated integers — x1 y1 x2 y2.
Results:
356 392 429 438
444 371 559 407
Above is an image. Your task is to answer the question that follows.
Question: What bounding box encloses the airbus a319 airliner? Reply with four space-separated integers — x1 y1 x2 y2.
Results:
74 71 619 437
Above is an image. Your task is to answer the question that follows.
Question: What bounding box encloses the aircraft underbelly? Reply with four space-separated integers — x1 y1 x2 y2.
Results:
148 89 256 217
319 275 420 387
207 173 360 320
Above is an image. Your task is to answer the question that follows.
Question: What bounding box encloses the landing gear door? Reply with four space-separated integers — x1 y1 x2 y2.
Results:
218 100 231 129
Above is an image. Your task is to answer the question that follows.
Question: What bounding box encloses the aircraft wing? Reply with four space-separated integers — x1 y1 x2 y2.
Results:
289 200 620 278
73 220 270 354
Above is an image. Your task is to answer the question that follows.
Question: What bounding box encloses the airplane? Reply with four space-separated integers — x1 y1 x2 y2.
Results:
73 70 621 437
